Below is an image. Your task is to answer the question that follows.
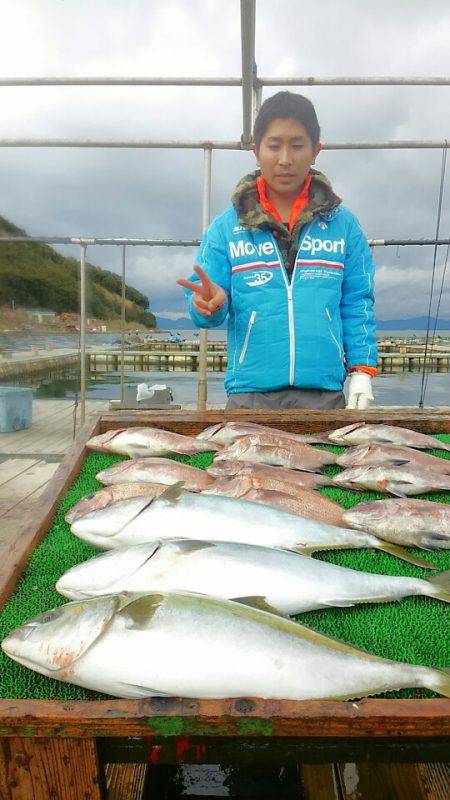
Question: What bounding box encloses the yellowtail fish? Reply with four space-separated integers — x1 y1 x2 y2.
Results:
3 591 449 700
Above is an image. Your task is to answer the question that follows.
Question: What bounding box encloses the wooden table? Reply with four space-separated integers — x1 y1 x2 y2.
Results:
1 408 449 799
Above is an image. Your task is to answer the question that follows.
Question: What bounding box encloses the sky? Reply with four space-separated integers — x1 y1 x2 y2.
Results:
0 0 450 322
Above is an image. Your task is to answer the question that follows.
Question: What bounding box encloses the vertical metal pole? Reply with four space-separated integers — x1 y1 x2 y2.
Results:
240 0 256 144
120 244 126 404
79 244 87 426
197 146 212 410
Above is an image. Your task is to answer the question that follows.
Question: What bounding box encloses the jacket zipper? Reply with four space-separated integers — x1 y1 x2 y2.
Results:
239 310 256 364
326 307 344 362
271 221 315 385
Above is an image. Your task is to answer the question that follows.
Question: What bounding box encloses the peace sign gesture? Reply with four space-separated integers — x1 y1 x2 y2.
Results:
177 265 227 317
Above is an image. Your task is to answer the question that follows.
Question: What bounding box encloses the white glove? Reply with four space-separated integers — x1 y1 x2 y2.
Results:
346 372 374 410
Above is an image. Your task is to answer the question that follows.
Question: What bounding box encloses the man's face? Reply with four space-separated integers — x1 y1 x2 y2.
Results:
255 117 321 197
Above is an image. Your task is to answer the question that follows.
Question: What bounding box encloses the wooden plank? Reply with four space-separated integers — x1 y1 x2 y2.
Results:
105 764 147 800
0 698 448 739
336 762 450 800
98 408 450 436
0 401 105 456
416 763 450 800
0 459 41 487
0 462 58 508
300 764 341 799
0 736 105 799
0 414 101 609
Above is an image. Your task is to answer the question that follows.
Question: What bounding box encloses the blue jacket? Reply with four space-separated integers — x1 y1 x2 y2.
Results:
185 187 377 395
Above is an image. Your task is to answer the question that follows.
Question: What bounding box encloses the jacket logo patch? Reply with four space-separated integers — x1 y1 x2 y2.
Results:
229 240 275 259
299 234 345 256
242 270 274 287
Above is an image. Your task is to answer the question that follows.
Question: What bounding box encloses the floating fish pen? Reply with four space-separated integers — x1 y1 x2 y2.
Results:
87 349 450 375
0 408 449 798
88 350 229 374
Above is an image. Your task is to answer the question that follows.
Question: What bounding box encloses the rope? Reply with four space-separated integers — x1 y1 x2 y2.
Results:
418 141 448 407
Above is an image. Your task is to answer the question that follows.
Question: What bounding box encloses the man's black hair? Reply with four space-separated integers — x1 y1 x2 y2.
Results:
253 91 320 149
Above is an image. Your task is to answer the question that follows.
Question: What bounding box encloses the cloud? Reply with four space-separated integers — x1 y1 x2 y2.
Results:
0 0 450 320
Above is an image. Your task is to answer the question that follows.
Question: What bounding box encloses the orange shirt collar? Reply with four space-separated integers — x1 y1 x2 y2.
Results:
256 175 312 233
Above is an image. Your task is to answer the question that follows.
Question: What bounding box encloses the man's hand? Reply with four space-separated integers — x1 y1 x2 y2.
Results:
346 372 374 410
177 265 227 317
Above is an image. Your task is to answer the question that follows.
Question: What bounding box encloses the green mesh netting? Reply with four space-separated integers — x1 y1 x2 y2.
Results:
0 438 449 701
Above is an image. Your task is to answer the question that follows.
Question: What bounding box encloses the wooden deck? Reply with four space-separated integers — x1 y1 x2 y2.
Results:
0 399 106 553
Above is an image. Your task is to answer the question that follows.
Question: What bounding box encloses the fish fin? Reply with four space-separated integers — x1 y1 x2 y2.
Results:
230 596 288 617
116 682 172 697
425 668 450 698
320 599 356 608
376 541 437 569
419 532 450 550
174 540 216 555
280 546 315 556
387 459 411 467
124 593 166 628
384 481 412 498
157 481 186 503
427 569 450 603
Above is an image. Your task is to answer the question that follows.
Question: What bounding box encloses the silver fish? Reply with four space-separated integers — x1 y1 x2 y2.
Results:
214 435 336 472
70 484 434 568
328 422 450 452
336 443 450 473
96 458 214 492
56 538 450 611
65 483 168 524
3 591 449 700
197 421 332 447
342 498 450 549
203 478 345 527
334 465 450 497
206 460 334 489
87 426 221 458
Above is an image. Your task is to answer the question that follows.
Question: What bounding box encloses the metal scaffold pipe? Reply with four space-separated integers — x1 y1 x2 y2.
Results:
240 0 256 145
79 244 87 426
260 76 450 86
198 147 213 410
0 77 243 87
120 245 126 405
1 76 449 88
0 138 448 150
1 237 450 247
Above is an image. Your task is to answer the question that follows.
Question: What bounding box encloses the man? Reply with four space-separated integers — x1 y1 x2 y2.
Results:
178 91 377 409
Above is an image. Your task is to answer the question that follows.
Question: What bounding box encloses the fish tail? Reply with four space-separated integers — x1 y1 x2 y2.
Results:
423 667 450 698
376 541 437 570
427 569 450 603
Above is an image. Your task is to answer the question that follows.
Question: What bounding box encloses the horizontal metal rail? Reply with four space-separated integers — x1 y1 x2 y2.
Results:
1 76 450 87
0 237 200 246
0 138 448 150
1 237 450 247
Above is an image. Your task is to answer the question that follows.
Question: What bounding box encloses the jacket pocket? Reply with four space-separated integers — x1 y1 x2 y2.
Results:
325 307 344 364
239 310 257 364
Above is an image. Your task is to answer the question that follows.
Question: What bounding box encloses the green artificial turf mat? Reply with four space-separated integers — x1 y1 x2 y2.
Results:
0 436 449 701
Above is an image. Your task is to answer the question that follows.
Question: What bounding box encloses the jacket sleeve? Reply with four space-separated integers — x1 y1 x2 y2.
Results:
340 215 378 371
184 218 231 329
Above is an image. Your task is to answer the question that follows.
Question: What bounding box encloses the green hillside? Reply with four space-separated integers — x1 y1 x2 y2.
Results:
0 216 156 328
